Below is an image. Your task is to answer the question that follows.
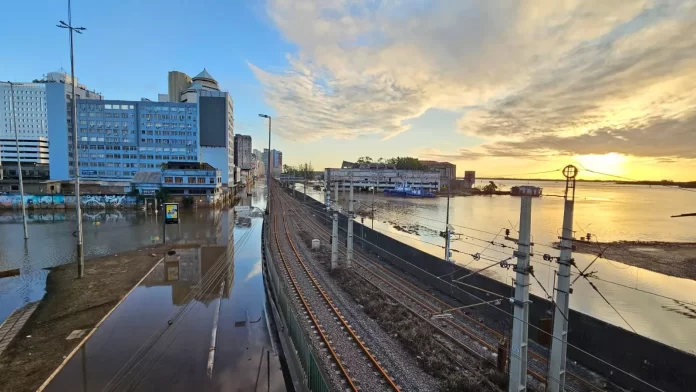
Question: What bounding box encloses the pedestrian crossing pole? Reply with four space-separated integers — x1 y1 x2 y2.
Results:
547 165 578 392
347 176 354 267
509 195 532 392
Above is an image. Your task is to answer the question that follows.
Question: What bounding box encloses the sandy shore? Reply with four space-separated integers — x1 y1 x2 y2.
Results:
572 240 696 280
0 244 174 392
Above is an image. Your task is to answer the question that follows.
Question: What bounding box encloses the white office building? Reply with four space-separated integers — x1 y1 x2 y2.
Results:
1 71 102 171
1 82 49 163
170 69 235 185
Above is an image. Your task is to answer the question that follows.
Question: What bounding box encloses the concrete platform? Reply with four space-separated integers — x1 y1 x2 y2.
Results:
0 302 38 356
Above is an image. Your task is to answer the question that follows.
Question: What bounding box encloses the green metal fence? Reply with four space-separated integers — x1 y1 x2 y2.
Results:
263 219 331 392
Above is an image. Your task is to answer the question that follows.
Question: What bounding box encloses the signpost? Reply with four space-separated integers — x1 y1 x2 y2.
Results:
163 202 179 244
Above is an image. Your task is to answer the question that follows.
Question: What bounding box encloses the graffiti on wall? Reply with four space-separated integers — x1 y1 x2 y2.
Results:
0 194 136 210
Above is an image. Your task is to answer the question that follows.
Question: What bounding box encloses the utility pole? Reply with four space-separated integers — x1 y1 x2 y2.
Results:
547 165 578 392
58 0 86 277
347 175 354 267
8 82 29 240
444 178 451 262
334 180 339 212
508 195 533 392
304 173 307 202
331 211 338 270
258 114 271 214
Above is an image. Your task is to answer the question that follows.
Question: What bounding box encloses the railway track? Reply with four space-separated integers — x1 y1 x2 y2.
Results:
269 193 402 391
276 184 607 392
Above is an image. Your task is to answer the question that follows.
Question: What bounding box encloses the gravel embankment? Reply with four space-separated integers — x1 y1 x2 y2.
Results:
287 210 439 391
271 208 414 391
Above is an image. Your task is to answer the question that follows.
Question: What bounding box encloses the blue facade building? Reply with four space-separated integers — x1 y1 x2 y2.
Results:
51 99 199 181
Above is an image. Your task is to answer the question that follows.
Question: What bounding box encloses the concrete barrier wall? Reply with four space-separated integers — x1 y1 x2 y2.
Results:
0 194 137 209
289 189 695 392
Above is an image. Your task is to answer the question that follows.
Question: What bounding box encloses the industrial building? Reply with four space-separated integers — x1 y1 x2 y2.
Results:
419 160 456 189
325 166 440 192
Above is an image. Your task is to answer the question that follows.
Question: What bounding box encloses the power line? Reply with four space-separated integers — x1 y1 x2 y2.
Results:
481 168 564 178
282 190 665 392
299 192 689 304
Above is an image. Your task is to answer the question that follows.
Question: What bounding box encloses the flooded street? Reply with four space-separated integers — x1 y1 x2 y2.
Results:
38 182 288 391
0 199 243 323
301 180 696 354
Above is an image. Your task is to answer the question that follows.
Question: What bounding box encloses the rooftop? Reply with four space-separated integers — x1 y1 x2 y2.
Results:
131 171 161 184
164 161 217 171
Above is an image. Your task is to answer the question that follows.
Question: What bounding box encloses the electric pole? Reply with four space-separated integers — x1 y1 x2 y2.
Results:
444 178 451 262
57 0 86 277
508 195 533 392
547 165 578 392
334 180 339 212
8 82 29 240
347 175 354 267
331 211 338 270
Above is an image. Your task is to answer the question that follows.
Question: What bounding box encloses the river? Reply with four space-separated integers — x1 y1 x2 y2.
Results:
298 179 696 354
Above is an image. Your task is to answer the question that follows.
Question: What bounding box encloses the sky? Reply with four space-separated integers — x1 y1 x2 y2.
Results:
1 0 695 181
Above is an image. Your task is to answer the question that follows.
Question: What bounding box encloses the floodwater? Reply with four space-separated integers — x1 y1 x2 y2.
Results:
40 182 288 391
300 180 696 354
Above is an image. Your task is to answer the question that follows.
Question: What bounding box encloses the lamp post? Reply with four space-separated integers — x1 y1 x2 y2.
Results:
258 114 271 214
57 0 86 278
7 82 29 240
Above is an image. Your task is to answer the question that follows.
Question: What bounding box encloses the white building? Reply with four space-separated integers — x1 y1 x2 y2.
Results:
1 71 101 171
325 167 441 192
1 82 49 164
171 69 235 186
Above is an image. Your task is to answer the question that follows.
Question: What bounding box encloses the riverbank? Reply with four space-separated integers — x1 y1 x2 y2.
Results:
573 240 696 280
0 244 172 392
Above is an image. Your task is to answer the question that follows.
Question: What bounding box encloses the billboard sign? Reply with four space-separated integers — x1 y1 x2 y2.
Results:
165 203 179 224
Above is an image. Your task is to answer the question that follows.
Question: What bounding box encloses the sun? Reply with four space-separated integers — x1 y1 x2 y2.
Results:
576 153 627 176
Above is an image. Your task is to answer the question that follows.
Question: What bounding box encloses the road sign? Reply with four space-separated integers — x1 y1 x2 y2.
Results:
165 203 179 224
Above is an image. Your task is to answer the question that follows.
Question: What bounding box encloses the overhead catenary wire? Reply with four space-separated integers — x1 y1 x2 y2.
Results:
300 189 688 303
281 187 665 392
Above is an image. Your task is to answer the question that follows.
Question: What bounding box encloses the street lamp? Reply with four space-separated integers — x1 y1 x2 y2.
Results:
7 82 29 240
57 0 87 278
258 114 271 214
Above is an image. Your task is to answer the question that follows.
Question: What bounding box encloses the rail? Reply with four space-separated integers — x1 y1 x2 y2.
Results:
276 194 401 391
277 184 604 392
262 216 332 392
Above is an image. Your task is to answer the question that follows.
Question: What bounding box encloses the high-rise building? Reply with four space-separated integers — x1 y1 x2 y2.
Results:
2 71 101 167
168 71 191 103
234 134 252 170
49 99 198 181
262 148 282 178
176 69 235 185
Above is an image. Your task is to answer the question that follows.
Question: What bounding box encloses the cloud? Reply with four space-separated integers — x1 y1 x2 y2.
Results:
252 0 696 159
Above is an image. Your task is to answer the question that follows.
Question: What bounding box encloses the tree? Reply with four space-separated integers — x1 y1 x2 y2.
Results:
182 196 195 207
357 156 373 164
386 156 424 170
155 186 170 203
482 181 498 194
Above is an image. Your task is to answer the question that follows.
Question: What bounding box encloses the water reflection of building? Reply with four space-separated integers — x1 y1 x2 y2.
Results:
143 246 234 306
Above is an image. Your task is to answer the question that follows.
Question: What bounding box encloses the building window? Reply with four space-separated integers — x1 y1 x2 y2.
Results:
175 177 183 184
163 177 173 184
188 177 196 184
209 177 215 184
